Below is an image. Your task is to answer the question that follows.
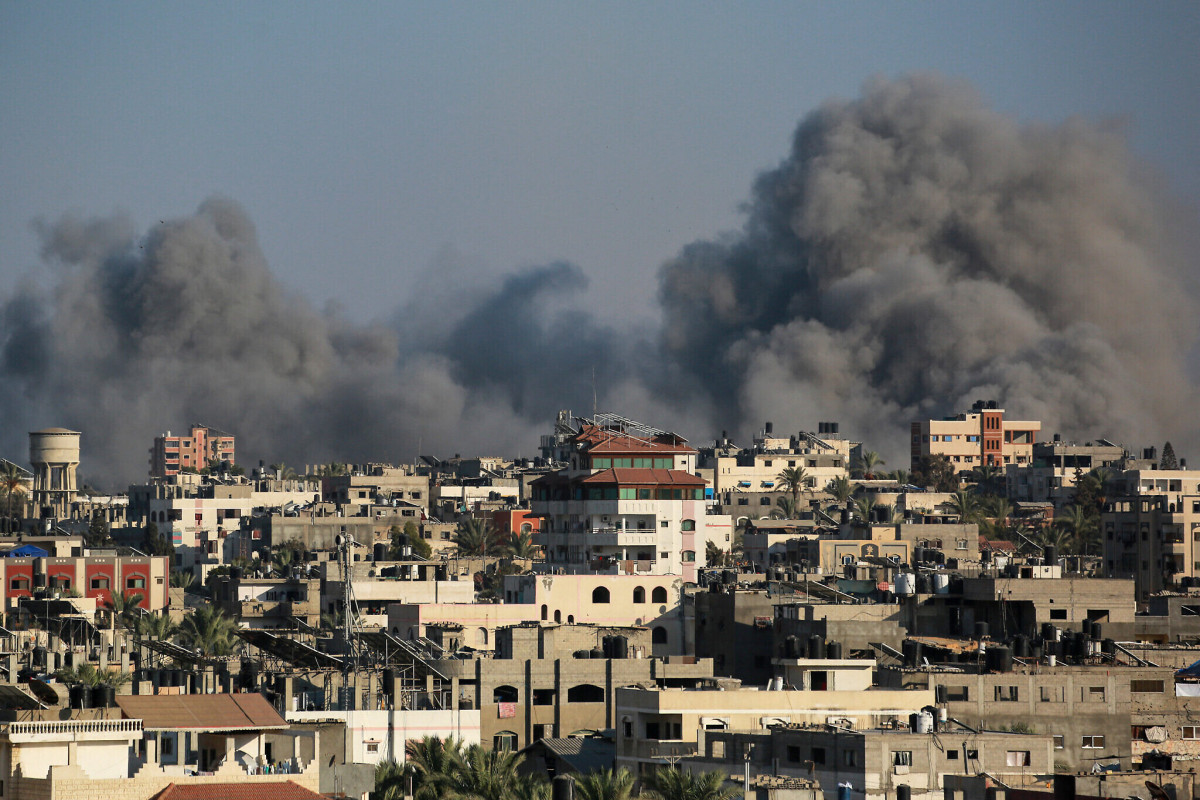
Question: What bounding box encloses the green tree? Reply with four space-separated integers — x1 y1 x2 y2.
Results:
1055 504 1099 555
269 463 299 480
449 744 529 800
179 605 238 657
405 736 465 800
390 523 433 560
890 469 911 486
85 512 112 548
575 768 636 800
911 455 959 492
825 476 854 506
969 464 1003 495
704 539 725 567
775 466 810 508
454 518 502 557
105 590 144 632
372 758 410 800
1 462 27 532
169 570 195 590
948 490 979 523
505 530 539 559
141 521 175 557
644 767 740 800
769 495 800 520
851 495 877 528
319 462 348 477
136 612 179 642
853 451 886 480
1161 442 1179 471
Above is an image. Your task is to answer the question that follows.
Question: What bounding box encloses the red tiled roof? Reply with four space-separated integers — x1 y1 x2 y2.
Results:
579 468 706 486
116 692 287 731
978 535 1016 552
574 425 695 454
151 780 325 800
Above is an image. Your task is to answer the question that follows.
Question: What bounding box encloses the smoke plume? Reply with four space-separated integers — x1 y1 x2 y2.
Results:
2 74 1195 484
657 74 1198 458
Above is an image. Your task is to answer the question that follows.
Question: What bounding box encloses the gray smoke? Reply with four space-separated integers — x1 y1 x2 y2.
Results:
0 198 617 485
3 74 1195 484
657 74 1199 459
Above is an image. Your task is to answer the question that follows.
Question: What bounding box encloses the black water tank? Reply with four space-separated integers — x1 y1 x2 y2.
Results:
986 646 1013 673
601 635 613 658
1091 623 1103 641
897 786 912 800
589 647 604 659
902 640 922 667
808 635 826 659
612 636 628 659
32 646 46 669
975 621 989 640
1102 639 1116 656
1081 618 1093 638
373 543 388 562
1044 545 1058 564
573 649 590 659
785 635 800 659
1012 635 1030 658
827 641 843 660
383 668 395 694
913 546 925 563
68 684 92 709
96 684 116 708
1042 623 1057 641
553 774 576 800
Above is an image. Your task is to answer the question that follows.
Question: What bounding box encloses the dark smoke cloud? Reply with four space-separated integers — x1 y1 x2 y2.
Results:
0 198 615 485
3 74 1195 484
657 74 1199 459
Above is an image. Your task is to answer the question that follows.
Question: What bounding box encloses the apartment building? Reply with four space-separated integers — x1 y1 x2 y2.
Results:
1006 438 1126 505
148 424 236 478
700 422 852 497
910 401 1040 474
0 554 170 613
1101 468 1200 598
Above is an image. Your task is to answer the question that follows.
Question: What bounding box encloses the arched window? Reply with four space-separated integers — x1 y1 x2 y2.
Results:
567 684 605 703
493 685 518 703
541 604 548 621
520 523 532 534
633 586 646 603
567 615 574 624
493 731 518 751
652 626 668 644
554 610 562 623
681 519 696 531
651 586 668 604
478 627 489 646
592 586 610 604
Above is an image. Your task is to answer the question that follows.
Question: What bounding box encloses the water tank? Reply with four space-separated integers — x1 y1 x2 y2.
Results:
898 787 912 800
589 647 604 659
827 641 843 660
785 635 801 659
974 621 989 640
32 646 46 669
573 650 591 659
1091 623 1103 641
68 684 92 709
808 635 826 659
837 785 852 800
96 684 116 708
1081 618 1093 638
912 711 934 733
382 668 395 694
913 547 925 564
1042 623 1057 641
1044 546 1058 564
1101 639 1116 656
916 574 932 594
894 573 916 595
902 640 922 668
230 567 242 581
553 774 576 800
986 646 1013 673
1012 635 1030 658
373 543 388 562
612 636 629 659
932 574 950 595
601 635 613 658
993 555 1009 571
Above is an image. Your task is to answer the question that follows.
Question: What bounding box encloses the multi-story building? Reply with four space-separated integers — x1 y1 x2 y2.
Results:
700 422 854 497
149 424 236 478
0 554 170 613
1006 437 1127 505
910 401 1040 474
532 416 730 580
1101 468 1200 598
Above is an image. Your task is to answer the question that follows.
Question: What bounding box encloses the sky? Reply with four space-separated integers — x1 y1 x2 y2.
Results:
3 2 1197 324
1 3 1199 482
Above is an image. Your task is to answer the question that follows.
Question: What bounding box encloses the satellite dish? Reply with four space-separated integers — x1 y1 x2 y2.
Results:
28 678 59 706
335 534 345 547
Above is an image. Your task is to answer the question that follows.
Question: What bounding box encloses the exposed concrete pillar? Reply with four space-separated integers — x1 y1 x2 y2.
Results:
67 740 78 765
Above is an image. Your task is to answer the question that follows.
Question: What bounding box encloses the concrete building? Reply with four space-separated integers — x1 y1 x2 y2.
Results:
0 554 170 613
29 428 80 521
1006 438 1127 506
910 401 1040 474
213 572 320 630
1101 469 1200 598
149 424 236 478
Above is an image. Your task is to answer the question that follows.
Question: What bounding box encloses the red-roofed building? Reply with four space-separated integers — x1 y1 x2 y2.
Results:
151 780 325 800
532 415 730 580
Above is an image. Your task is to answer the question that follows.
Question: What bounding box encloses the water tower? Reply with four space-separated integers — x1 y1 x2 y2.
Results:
29 428 80 520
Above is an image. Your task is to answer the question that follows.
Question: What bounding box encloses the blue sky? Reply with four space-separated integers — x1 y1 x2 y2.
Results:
3 2 1198 323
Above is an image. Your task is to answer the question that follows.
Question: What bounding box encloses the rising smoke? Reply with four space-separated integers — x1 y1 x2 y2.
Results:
1 74 1195 485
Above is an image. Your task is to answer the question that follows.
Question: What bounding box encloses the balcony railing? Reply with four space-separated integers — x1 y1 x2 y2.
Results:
7 719 142 736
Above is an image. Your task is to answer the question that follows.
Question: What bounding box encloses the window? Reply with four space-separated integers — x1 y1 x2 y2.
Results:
127 576 146 589
493 685 518 703
1040 686 1065 702
842 750 856 767
652 586 668 603
567 684 604 703
532 689 556 705
760 497 771 505
591 586 610 604
90 576 110 590
652 626 668 644
681 519 695 531
1131 680 1165 693
49 576 71 591
1183 727 1200 740
1050 609 1067 620
892 751 912 766
1053 736 1065 750
811 747 826 764
366 742 380 754
10 578 29 592
786 745 801 763
494 732 518 751
1084 686 1106 702
1081 735 1105 749
633 587 645 603
681 551 695 563
1006 751 1031 767
994 686 1019 701
947 750 958 760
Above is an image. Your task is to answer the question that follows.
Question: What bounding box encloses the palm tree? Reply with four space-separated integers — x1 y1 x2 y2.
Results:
454 518 502 557
105 591 144 632
769 495 800 520
169 570 195 590
775 466 810 508
319 462 348 477
449 744 528 800
269 463 299 480
947 490 979 523
1033 524 1074 555
273 547 297 576
405 735 465 800
644 767 740 800
137 613 179 642
970 464 1003 495
505 530 539 559
179 605 238 657
0 461 27 533
1055 505 1098 555
826 476 854 506
853 451 886 480
890 469 911 486
851 495 877 528
576 768 635 800
372 758 410 800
